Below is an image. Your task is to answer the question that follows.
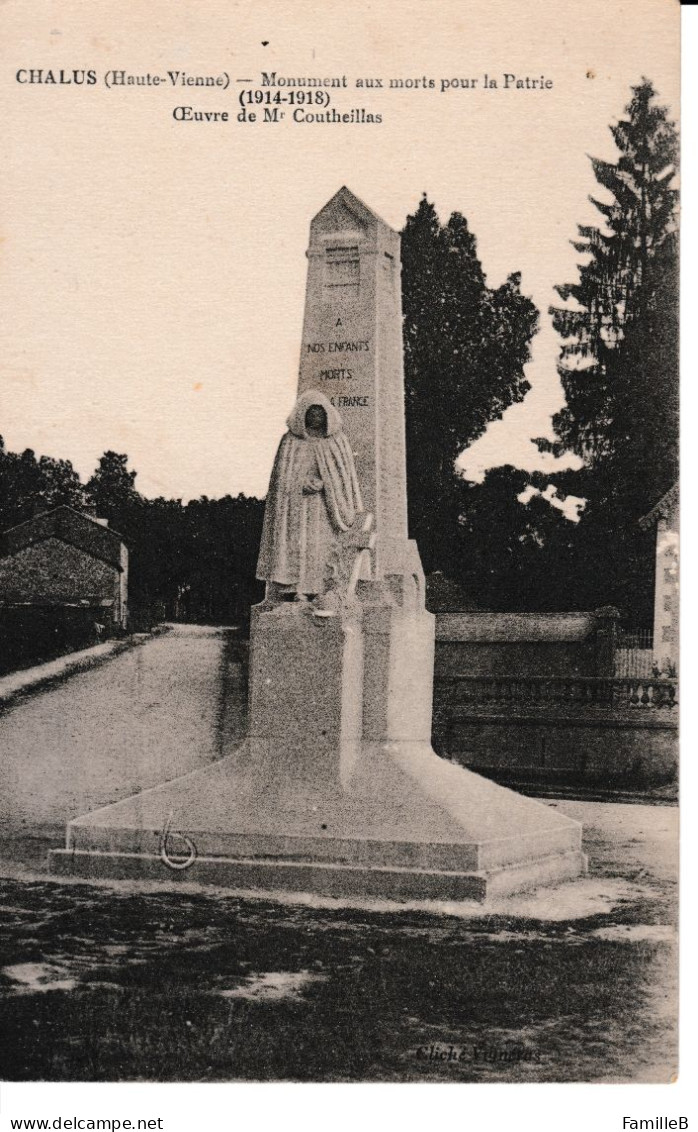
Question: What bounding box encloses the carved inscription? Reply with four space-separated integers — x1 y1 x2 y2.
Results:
320 368 353 380
329 395 370 408
305 337 370 403
306 340 371 353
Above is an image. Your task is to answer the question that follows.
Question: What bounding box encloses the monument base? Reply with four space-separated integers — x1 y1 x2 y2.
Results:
48 739 587 902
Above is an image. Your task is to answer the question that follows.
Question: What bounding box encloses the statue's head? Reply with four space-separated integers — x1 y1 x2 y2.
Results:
305 404 327 436
287 390 342 439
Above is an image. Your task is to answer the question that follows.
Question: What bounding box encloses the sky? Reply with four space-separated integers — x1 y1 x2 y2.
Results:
0 0 679 503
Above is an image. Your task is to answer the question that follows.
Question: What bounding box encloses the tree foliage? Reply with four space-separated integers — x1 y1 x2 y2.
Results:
86 451 141 519
543 79 678 621
452 466 586 611
0 438 85 530
401 196 539 574
550 78 678 518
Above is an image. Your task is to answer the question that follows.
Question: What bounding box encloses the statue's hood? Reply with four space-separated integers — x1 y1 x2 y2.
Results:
286 389 344 438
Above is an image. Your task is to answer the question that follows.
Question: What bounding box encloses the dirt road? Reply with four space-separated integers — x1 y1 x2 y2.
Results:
0 626 245 837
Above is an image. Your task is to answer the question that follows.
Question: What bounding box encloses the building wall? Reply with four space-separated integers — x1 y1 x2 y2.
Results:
653 501 679 672
0 538 122 620
118 543 129 628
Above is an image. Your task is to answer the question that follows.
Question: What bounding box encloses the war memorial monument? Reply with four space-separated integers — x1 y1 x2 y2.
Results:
49 188 586 900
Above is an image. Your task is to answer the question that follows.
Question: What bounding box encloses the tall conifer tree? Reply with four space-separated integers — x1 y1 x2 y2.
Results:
550 79 678 516
545 79 678 620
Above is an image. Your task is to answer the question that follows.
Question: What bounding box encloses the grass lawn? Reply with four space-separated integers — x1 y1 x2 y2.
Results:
0 799 677 1084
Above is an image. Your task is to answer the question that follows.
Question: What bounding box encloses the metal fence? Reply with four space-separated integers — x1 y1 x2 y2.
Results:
615 630 655 678
438 673 677 711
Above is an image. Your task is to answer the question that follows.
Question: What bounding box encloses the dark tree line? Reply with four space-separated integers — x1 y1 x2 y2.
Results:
0 442 85 531
0 442 264 626
550 78 678 512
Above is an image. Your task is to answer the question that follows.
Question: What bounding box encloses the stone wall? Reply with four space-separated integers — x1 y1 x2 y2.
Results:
0 605 107 675
0 538 127 673
436 706 677 789
431 609 677 790
435 611 603 678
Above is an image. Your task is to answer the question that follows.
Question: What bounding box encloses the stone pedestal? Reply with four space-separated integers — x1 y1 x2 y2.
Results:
49 189 586 902
247 602 364 790
50 553 586 901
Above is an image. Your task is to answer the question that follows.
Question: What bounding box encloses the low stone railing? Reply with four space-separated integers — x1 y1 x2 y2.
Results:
441 674 678 710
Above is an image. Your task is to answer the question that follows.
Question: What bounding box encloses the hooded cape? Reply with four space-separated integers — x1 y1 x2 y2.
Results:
256 390 363 589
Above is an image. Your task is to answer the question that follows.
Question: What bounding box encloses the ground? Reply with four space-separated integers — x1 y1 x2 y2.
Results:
0 625 246 839
0 627 678 1083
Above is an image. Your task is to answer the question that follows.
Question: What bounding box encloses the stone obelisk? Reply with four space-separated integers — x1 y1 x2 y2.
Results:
247 187 435 785
297 188 408 565
50 189 586 901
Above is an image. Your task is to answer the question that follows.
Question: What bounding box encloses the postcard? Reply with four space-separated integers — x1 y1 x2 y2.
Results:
0 0 681 1108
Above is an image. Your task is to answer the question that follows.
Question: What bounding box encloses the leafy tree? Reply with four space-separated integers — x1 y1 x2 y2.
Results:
37 455 85 511
0 443 42 529
455 466 587 611
85 451 141 520
401 197 539 574
0 440 84 529
182 495 265 625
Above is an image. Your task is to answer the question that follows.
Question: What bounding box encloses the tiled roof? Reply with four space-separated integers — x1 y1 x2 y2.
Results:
0 507 125 570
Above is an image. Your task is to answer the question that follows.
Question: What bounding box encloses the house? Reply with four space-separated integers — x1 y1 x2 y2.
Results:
639 482 679 674
0 506 128 628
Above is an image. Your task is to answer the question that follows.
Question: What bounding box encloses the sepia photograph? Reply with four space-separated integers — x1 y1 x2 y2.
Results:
0 0 682 1106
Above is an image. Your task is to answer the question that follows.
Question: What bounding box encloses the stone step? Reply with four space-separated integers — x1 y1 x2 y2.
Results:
49 740 586 899
48 846 587 903
65 820 581 874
